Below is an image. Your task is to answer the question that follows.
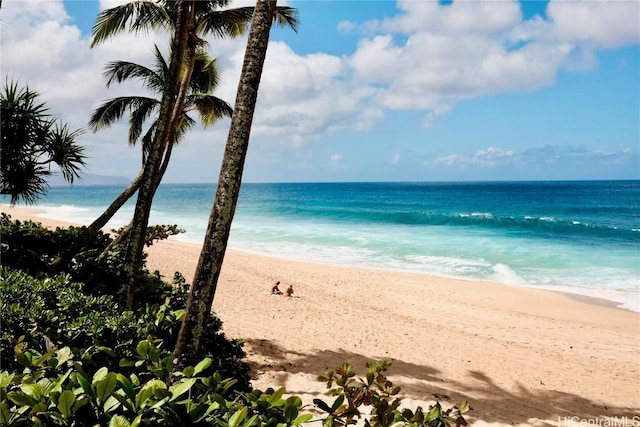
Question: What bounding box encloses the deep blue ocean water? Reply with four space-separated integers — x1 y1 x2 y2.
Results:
7 181 639 311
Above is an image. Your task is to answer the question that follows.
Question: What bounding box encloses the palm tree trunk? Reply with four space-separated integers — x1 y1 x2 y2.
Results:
85 170 143 238
95 142 174 262
172 0 277 373
123 0 193 309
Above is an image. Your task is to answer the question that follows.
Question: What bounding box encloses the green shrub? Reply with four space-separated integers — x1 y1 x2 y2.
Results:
0 343 466 427
0 342 307 426
314 361 469 427
0 213 123 296
0 267 250 391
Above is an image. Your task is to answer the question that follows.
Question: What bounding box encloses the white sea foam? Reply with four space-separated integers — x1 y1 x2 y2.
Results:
492 263 525 285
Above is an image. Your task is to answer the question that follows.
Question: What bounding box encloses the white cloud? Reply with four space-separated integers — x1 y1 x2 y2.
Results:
547 0 640 49
337 20 355 34
429 145 636 170
2 0 637 182
379 0 522 34
430 146 518 168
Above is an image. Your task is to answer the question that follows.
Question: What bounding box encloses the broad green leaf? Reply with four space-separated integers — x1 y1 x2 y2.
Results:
95 373 118 404
130 374 140 387
287 396 303 408
0 402 11 424
103 395 121 413
136 341 150 358
76 374 94 398
92 367 109 384
33 350 54 367
268 387 286 404
228 406 248 427
457 400 470 413
284 402 298 421
117 374 136 402
29 401 48 415
0 372 15 388
57 390 75 418
55 347 74 367
193 357 212 375
182 366 195 378
293 413 313 426
243 414 259 427
149 396 170 410
130 414 143 427
20 383 44 400
7 391 38 406
135 380 166 409
169 378 197 401
51 369 72 394
108 414 131 427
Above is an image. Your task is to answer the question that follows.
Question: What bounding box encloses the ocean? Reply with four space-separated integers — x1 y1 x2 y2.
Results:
6 181 639 312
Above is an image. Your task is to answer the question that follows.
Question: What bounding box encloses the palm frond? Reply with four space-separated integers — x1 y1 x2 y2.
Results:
91 0 171 47
186 94 233 128
189 53 221 94
197 7 253 38
174 113 197 144
46 122 87 183
89 96 156 133
0 160 50 205
128 98 160 144
152 44 170 85
103 60 163 93
274 6 299 33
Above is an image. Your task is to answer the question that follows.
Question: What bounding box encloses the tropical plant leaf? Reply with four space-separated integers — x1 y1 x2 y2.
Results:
57 390 75 418
169 377 197 401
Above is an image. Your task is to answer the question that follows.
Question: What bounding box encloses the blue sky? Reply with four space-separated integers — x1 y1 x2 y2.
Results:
2 0 639 183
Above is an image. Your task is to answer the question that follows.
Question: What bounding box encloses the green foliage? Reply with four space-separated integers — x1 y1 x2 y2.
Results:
1 349 468 427
0 341 310 427
0 213 121 294
0 213 182 297
0 265 250 392
1 79 86 205
314 361 469 427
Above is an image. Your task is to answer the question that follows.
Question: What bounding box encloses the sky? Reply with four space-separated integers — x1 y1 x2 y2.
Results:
2 0 639 183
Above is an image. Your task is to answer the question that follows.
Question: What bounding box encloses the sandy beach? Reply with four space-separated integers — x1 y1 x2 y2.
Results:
3 204 639 426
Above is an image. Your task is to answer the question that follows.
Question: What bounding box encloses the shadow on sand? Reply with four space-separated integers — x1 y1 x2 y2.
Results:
241 338 639 425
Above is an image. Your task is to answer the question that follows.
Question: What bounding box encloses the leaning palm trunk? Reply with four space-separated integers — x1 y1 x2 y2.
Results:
95 141 176 262
85 170 144 239
123 0 193 309
172 0 277 372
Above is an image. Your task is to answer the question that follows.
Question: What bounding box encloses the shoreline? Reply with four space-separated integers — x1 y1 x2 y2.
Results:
2 203 634 313
2 204 639 424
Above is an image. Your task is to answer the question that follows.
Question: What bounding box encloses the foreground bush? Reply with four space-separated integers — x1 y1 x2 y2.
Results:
0 267 250 392
0 342 310 426
0 341 467 427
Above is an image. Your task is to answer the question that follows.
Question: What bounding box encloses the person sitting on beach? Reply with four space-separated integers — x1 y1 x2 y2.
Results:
286 284 294 297
271 281 282 295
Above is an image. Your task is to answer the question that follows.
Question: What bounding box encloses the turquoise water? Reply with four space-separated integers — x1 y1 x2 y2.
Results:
9 181 640 311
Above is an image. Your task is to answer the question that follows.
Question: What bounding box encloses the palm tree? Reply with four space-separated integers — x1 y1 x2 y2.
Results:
83 45 232 239
90 0 298 308
1 80 86 205
172 0 280 372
